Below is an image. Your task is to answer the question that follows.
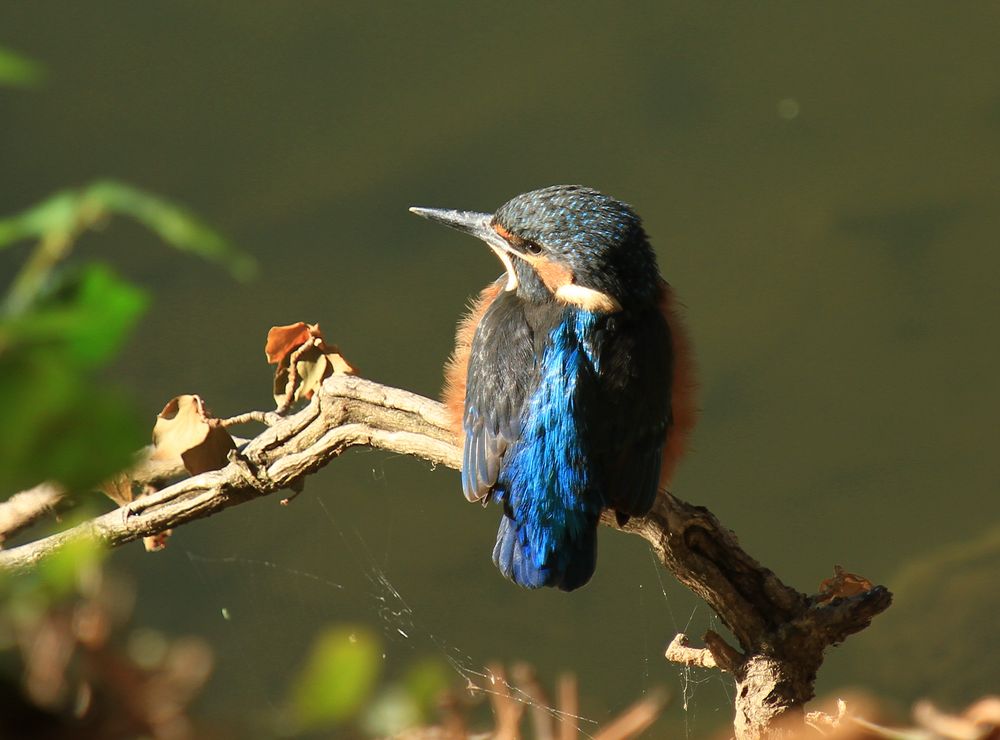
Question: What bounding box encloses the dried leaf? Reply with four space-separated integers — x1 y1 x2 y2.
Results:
265 322 357 411
294 348 330 401
265 322 316 365
143 531 172 552
817 565 876 604
101 472 137 506
150 395 235 476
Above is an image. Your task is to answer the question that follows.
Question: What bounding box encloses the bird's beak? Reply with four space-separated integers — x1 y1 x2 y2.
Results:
409 207 520 291
408 208 503 248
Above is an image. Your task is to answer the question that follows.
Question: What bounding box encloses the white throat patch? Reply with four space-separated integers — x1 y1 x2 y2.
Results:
554 283 622 313
491 246 519 291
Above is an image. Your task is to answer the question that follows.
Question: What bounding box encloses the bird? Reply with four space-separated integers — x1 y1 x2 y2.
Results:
410 185 696 591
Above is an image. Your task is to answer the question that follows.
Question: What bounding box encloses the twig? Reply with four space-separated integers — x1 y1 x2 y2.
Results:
593 689 668 740
665 633 720 670
218 410 283 428
486 663 524 740
512 662 554 740
805 699 848 735
0 483 66 544
557 674 578 740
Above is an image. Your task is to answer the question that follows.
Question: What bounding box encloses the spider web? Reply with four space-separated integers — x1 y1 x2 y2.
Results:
181 486 602 737
179 458 731 738
648 549 735 739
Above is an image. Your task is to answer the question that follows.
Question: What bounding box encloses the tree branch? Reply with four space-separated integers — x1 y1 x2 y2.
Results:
0 483 67 545
0 374 892 739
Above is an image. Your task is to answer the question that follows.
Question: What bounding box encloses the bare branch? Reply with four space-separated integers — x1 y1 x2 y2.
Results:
485 664 524 740
0 374 893 740
0 376 456 570
557 674 579 740
0 483 66 544
218 410 283 428
664 632 741 671
512 662 555 740
593 689 668 740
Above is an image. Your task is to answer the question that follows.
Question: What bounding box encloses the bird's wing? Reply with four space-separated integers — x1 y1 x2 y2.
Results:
596 301 675 519
461 291 535 502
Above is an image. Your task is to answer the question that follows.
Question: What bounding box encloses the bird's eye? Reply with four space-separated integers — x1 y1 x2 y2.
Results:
524 241 543 255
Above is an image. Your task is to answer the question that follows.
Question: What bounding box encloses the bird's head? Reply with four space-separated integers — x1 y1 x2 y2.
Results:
411 185 661 313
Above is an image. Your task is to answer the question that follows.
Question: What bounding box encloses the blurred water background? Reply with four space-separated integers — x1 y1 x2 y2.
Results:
2 3 998 736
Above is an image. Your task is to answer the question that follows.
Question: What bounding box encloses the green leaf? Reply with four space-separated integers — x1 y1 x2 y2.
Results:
0 46 45 88
0 264 151 494
2 264 149 368
289 626 381 729
361 660 452 736
83 180 257 280
0 181 255 281
403 658 451 716
36 535 105 597
0 190 82 249
0 266 148 494
0 352 146 494
0 529 105 623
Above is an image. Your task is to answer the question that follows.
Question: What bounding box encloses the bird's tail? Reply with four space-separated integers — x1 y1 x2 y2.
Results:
492 513 598 591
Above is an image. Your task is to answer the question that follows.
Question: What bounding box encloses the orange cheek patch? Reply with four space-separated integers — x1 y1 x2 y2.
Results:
493 223 513 240
533 259 574 292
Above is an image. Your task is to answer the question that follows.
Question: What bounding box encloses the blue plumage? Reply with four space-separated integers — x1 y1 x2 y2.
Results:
411 185 680 591
490 310 602 590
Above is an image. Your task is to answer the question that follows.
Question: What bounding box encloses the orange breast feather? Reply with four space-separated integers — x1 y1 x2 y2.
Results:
442 281 504 440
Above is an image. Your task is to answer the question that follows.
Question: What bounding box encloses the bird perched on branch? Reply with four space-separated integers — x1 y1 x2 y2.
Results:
411 185 696 591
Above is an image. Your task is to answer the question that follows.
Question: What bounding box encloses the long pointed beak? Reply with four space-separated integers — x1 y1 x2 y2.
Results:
409 206 519 290
408 207 510 251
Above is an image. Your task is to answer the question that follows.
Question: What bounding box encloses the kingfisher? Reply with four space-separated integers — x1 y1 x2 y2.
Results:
410 185 696 591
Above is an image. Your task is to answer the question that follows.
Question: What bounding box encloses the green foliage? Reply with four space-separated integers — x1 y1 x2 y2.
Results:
3 263 148 368
0 535 105 625
0 178 253 498
86 181 257 280
33 534 106 599
362 658 452 736
0 46 44 87
0 180 257 280
289 626 382 729
0 265 148 494
0 191 80 248
402 658 452 716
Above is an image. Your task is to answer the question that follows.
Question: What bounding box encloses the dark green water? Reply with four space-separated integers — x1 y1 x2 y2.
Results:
3 3 998 736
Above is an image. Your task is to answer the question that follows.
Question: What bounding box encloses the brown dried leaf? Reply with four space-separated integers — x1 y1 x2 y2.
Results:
101 472 137 506
150 395 235 476
266 322 358 411
143 531 172 552
817 565 876 604
265 321 316 365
